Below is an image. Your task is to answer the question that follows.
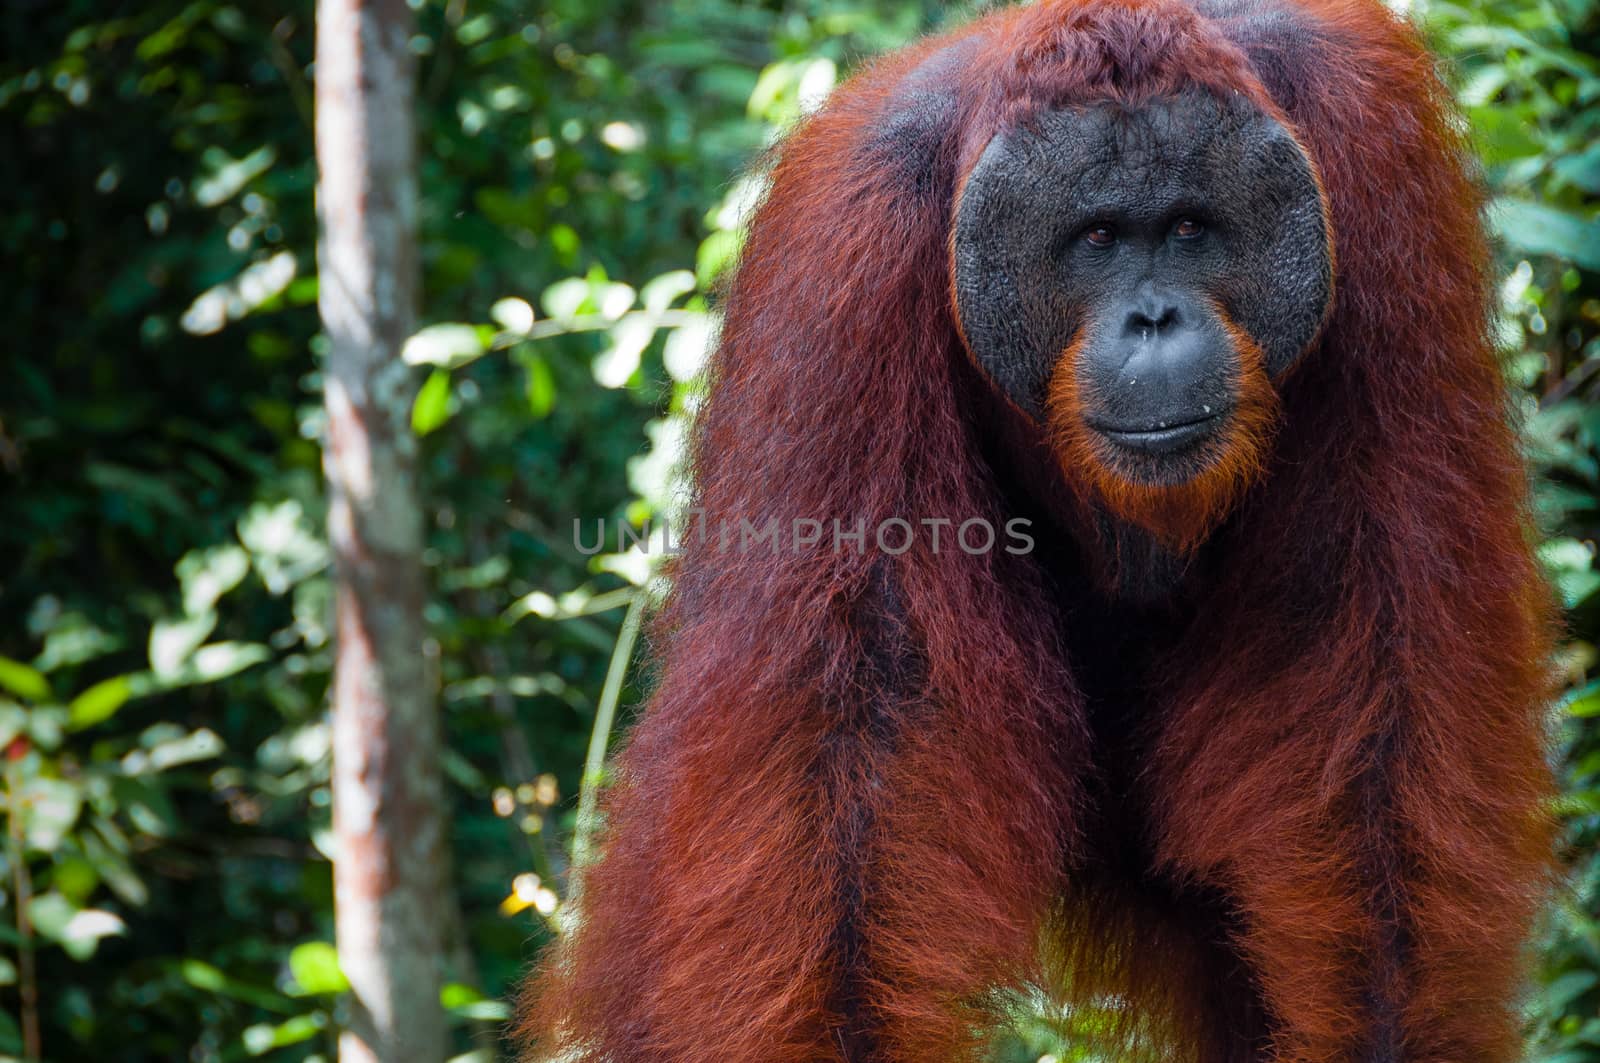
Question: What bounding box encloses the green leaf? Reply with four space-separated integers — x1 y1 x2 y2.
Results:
149 612 218 678
442 982 510 1022
439 982 488 1008
1539 537 1600 607
24 706 67 752
287 941 349 995
1565 680 1600 718
1550 790 1600 818
1467 103 1544 163
0 701 25 748
27 892 77 943
52 855 98 904
110 776 178 836
185 642 271 683
242 1013 327 1055
695 229 741 288
640 269 697 314
34 613 119 671
237 498 328 595
1542 969 1599 1013
82 829 148 907
0 656 51 703
1489 199 1600 271
57 909 127 960
747 59 797 120
412 369 453 436
136 726 225 772
176 543 250 617
193 144 277 207
523 354 556 419
1567 693 1600 718
0 1005 21 1054
20 777 82 850
180 959 295 1012
68 675 133 731
1552 142 1600 195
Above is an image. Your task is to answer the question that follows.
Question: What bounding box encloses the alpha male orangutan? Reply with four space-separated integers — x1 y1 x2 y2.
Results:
519 0 1557 1059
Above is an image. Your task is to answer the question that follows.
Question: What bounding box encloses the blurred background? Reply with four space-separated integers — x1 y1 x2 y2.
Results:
1 0 1598 1060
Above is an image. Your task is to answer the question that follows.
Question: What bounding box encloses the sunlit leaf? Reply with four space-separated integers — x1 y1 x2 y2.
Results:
179 252 298 335
640 270 696 314
594 316 656 388
20 777 82 850
58 909 128 959
594 276 636 320
237 498 328 595
1539 537 1600 607
696 229 741 288
664 314 713 382
747 59 797 119
27 893 78 944
187 642 271 682
28 895 126 957
491 296 536 334
287 941 349 996
140 726 225 771
176 543 250 617
541 277 591 319
193 145 277 207
242 1013 326 1055
34 613 119 672
149 612 217 678
402 323 489 369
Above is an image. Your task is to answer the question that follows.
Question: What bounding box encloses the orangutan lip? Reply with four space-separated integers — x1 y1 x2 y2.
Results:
1091 412 1223 455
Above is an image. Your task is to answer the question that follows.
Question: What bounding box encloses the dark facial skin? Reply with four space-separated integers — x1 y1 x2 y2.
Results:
953 92 1332 472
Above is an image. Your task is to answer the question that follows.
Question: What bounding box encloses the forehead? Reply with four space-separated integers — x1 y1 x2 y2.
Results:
978 93 1277 218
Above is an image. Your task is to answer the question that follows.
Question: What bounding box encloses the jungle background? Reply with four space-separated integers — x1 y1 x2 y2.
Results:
2 0 1599 1059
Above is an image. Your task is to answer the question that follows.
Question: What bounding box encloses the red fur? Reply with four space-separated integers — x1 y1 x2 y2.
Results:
518 1 1556 1060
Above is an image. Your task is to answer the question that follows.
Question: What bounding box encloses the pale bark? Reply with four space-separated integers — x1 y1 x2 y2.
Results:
315 1 447 1059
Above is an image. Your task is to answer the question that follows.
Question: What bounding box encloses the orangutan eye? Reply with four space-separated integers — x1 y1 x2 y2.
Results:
1084 226 1116 249
1173 217 1204 239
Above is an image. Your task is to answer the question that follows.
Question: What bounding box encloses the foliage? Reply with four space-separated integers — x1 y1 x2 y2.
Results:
1430 1 1600 1059
0 0 1595 1060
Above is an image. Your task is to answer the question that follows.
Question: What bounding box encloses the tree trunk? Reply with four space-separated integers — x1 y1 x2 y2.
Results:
314 1 447 1060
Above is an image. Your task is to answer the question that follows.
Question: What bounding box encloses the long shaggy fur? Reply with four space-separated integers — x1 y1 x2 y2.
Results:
518 1 1556 1060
